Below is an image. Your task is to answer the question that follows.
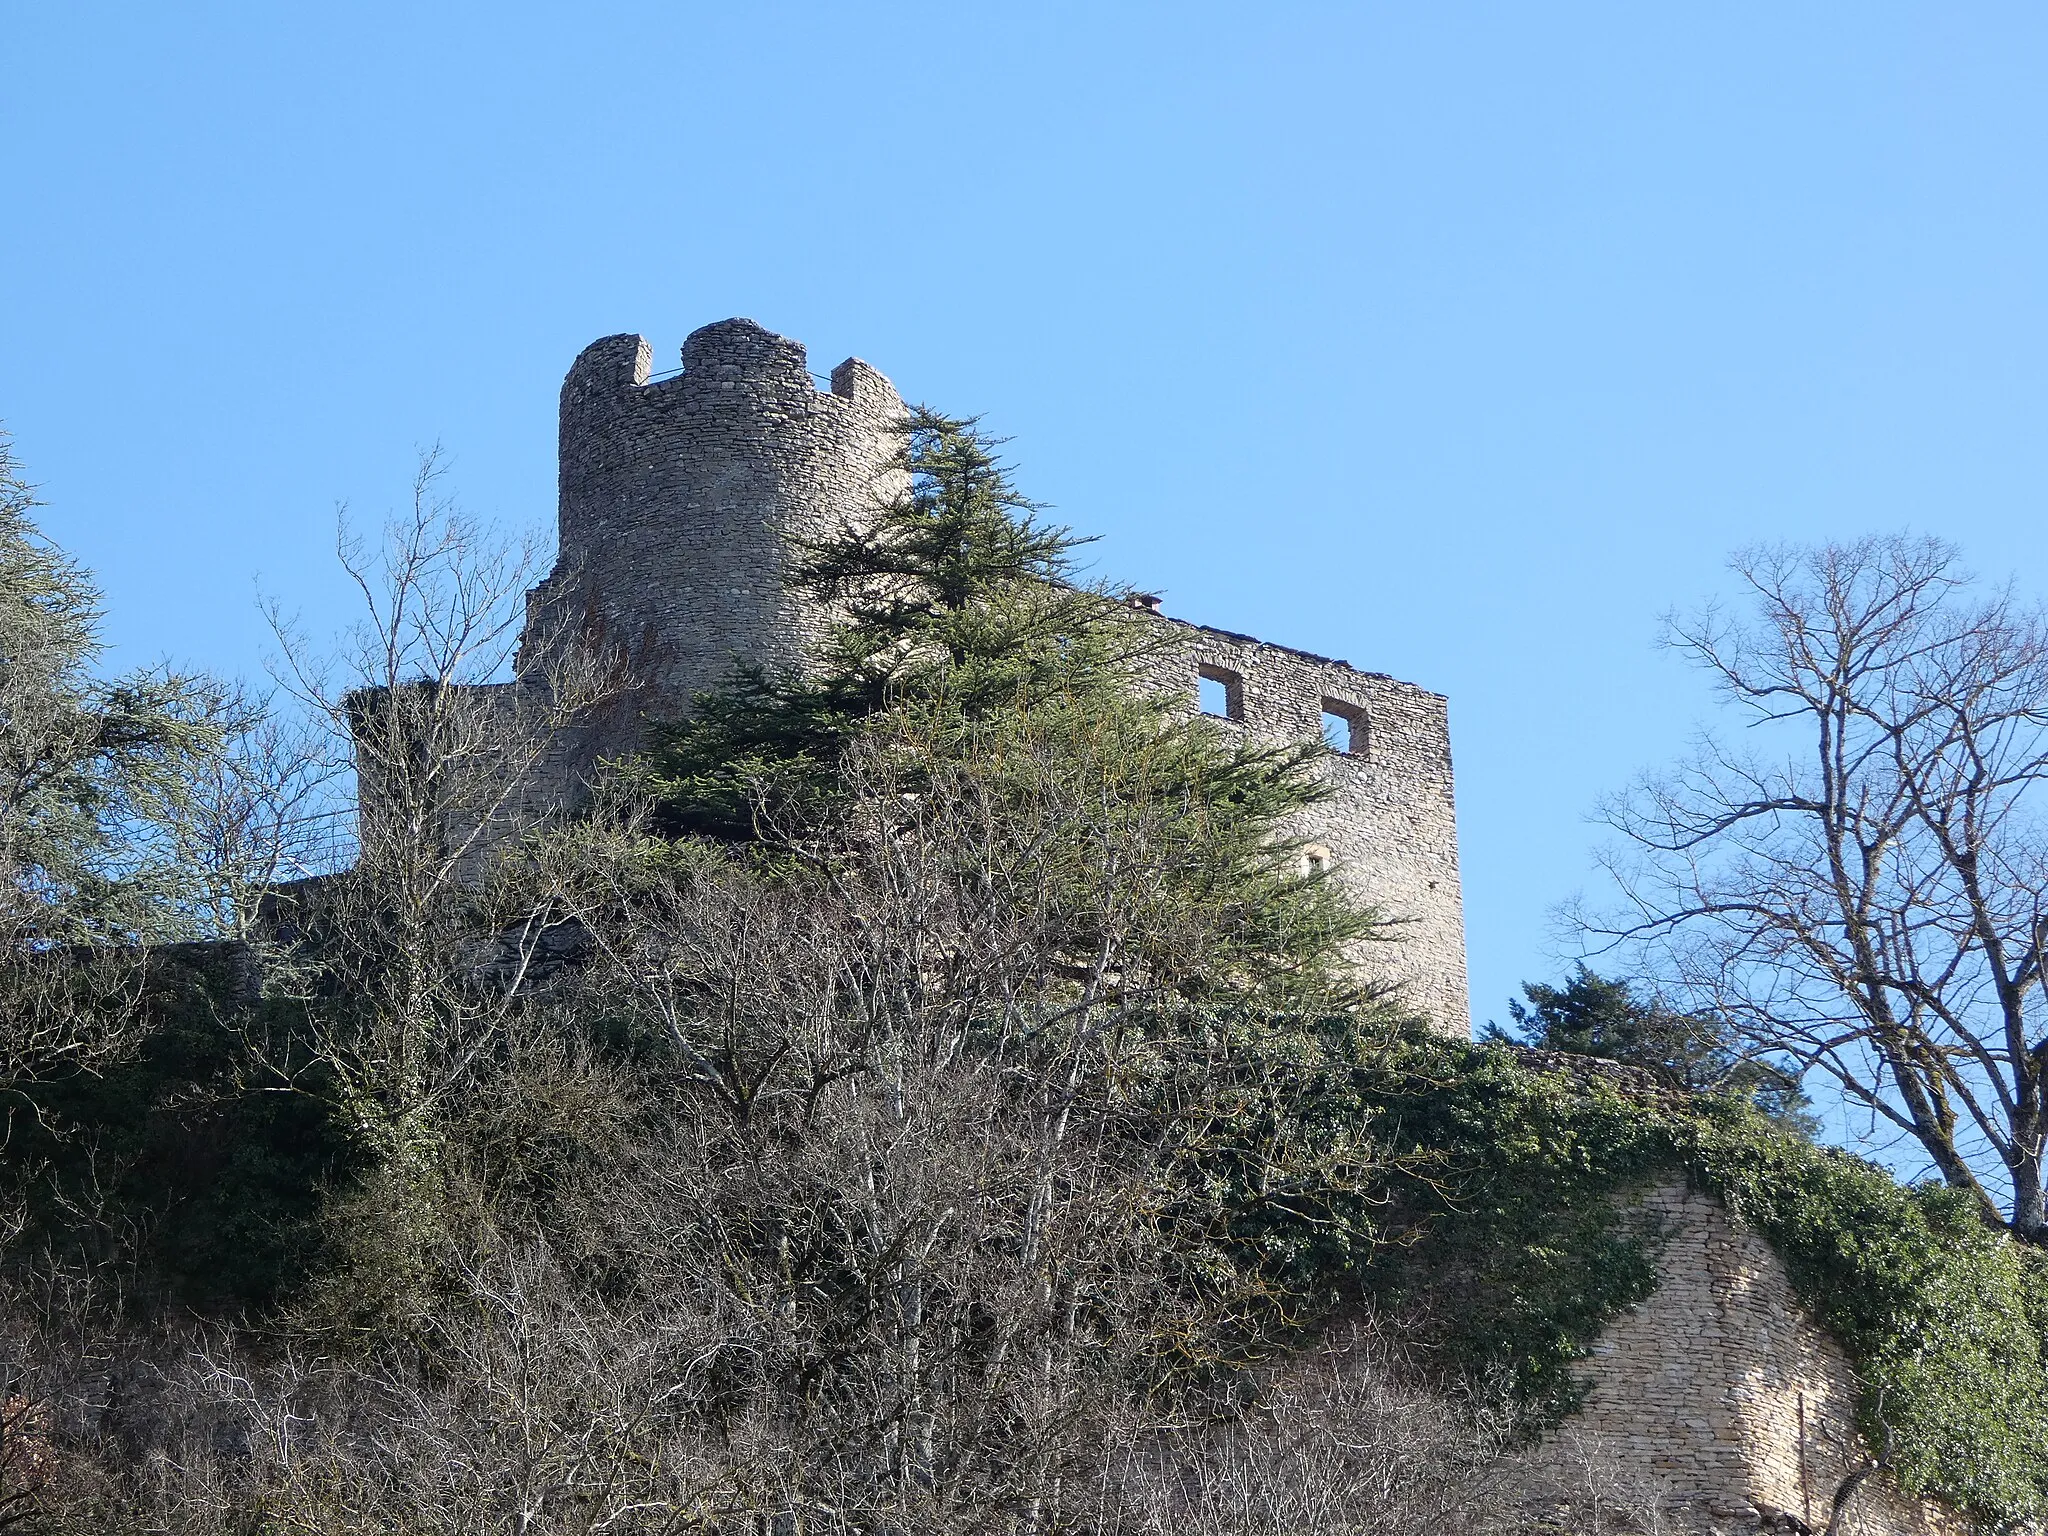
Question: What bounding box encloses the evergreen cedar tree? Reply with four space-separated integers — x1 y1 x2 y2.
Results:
0 433 231 948
649 413 1321 849
1492 966 1815 1132
640 407 1379 1004
644 407 1106 840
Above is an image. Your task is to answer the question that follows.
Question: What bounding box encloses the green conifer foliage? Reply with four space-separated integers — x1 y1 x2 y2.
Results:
645 409 1325 851
1495 966 1814 1130
0 432 232 949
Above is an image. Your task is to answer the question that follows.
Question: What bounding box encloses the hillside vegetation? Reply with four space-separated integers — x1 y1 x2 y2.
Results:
0 426 2041 1534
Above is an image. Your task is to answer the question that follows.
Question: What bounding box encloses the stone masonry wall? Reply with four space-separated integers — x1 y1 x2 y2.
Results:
1140 617 1469 1033
1529 1182 1957 1535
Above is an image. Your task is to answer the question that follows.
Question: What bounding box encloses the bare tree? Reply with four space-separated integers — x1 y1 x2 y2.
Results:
1583 535 2048 1240
170 695 341 940
254 450 618 1315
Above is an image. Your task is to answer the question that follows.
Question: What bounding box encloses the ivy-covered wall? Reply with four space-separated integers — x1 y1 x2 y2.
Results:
1530 1182 1948 1533
1336 1042 2048 1530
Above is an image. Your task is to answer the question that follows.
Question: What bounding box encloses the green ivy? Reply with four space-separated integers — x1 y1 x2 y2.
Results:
1291 1038 2048 1526
1687 1102 2048 1522
1323 1042 1668 1419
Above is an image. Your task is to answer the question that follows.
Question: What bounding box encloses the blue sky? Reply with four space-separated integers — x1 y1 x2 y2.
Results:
5 3 2046 1045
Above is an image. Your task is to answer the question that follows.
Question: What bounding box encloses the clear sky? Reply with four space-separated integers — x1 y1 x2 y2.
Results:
5 4 2046 1037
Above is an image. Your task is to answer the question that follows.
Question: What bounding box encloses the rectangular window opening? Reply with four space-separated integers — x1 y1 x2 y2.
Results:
1199 664 1244 722
1322 700 1366 756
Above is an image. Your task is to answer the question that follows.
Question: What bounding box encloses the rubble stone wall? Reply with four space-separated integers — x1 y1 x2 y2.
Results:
1140 618 1468 1032
1532 1183 1957 1535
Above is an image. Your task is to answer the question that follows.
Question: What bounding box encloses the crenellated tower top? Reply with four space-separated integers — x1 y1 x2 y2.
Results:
518 317 905 730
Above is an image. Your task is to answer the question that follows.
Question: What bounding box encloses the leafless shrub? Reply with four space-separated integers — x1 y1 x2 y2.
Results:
1526 1424 1689 1536
0 1272 1532 1536
1106 1319 1521 1536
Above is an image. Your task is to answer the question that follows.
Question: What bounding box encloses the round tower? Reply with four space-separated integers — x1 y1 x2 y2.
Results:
518 317 906 753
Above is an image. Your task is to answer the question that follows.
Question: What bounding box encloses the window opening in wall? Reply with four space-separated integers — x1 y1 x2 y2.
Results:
1301 844 1333 878
1199 664 1244 722
1321 700 1365 756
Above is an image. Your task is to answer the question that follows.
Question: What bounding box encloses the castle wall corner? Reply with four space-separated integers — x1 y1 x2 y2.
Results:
1143 617 1470 1035
1530 1183 1961 1535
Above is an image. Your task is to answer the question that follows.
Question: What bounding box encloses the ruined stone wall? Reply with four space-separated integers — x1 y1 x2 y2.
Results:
1529 1183 1957 1535
1140 618 1469 1034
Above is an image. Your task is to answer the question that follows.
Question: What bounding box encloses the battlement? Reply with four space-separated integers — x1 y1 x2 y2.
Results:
561 319 900 420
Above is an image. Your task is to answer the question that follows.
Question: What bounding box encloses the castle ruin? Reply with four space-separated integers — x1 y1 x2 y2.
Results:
460 319 1961 1531
512 317 1471 1032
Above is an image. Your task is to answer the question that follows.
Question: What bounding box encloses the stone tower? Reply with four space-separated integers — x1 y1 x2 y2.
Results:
515 317 906 753
507 317 1469 1034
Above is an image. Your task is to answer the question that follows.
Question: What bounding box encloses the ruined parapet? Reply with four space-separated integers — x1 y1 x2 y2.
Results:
517 318 907 765
1140 617 1469 1035
1526 1183 1960 1535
